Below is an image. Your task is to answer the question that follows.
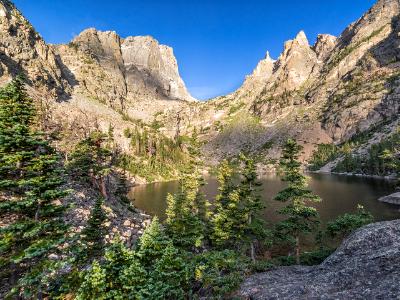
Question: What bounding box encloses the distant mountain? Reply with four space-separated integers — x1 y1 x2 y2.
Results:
0 0 398 173
176 0 399 169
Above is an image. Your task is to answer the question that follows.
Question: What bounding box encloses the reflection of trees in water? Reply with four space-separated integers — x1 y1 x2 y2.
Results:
129 174 399 223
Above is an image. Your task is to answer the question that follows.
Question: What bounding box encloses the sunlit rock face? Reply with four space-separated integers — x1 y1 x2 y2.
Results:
238 219 400 299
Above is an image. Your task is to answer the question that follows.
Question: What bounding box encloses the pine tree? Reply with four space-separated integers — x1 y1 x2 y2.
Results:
211 159 240 247
136 216 172 267
76 261 107 300
77 219 188 299
144 244 188 300
238 154 268 262
68 130 112 198
76 239 146 299
165 172 209 250
274 139 321 264
0 76 69 298
115 155 133 209
137 217 188 299
81 197 107 260
211 156 268 260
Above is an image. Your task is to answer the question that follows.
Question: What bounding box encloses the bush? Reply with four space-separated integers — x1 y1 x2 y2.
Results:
325 205 374 240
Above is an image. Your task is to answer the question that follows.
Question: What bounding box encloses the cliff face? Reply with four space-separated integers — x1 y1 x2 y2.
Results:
0 0 194 122
0 0 398 168
0 0 69 97
182 0 400 164
0 0 195 151
55 29 195 112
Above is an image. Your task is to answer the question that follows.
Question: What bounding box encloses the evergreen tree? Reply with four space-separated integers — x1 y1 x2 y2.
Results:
274 139 321 264
115 155 133 208
325 205 373 240
81 197 107 260
77 219 188 299
136 216 172 267
238 154 269 262
143 244 188 300
211 156 268 260
165 174 208 250
165 130 209 250
68 131 112 198
211 159 240 247
77 239 146 299
0 76 68 298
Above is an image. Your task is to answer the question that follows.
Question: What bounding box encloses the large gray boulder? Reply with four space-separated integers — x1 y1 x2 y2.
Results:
379 192 400 205
238 220 400 299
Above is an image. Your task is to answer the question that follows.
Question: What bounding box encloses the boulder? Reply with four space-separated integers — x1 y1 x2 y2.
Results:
238 220 400 299
379 192 400 205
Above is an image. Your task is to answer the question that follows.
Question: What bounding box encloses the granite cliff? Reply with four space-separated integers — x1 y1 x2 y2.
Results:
0 0 398 172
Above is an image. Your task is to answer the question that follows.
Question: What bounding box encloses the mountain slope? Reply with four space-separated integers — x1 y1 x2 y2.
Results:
174 0 400 169
0 0 398 175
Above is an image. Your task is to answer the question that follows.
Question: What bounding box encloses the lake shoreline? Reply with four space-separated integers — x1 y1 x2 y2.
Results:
307 170 397 181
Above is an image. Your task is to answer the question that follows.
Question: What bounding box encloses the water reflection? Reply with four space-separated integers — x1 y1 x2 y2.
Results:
128 173 400 223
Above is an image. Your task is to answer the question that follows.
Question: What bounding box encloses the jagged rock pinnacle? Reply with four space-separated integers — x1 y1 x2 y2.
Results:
294 30 309 46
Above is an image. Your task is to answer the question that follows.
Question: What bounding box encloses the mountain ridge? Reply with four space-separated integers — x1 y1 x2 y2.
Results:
0 0 398 177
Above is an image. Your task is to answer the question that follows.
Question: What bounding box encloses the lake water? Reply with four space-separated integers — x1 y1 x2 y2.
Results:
128 173 400 224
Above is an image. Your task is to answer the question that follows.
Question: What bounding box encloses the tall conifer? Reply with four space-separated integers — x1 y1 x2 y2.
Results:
0 76 68 297
274 139 321 264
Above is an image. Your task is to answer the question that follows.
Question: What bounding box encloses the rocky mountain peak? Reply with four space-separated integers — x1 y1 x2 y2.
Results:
252 51 276 77
237 51 276 95
293 30 309 46
269 30 317 92
0 1 9 18
313 34 337 61
264 51 274 62
337 0 399 48
121 35 196 101
0 0 69 96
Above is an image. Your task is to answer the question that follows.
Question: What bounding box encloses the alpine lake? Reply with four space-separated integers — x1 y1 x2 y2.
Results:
129 173 400 224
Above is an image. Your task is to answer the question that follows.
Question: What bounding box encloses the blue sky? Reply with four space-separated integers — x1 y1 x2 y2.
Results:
14 0 376 100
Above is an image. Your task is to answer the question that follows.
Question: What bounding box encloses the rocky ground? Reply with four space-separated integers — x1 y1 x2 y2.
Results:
238 219 400 299
62 176 151 247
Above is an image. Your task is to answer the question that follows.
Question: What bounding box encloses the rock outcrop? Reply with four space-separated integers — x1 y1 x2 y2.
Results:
0 0 194 124
0 0 70 97
55 29 195 112
379 192 400 205
121 35 195 102
238 219 400 299
0 0 398 169
183 0 400 164
313 34 337 61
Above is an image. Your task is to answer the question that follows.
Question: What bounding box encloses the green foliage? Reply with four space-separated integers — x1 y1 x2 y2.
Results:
120 125 192 182
136 217 172 266
228 101 245 115
273 248 334 266
76 241 147 300
275 139 321 264
0 76 69 297
308 144 340 171
211 160 241 247
334 129 400 176
192 250 251 297
165 174 209 250
211 155 269 259
77 218 189 299
80 198 107 260
67 131 112 185
325 205 374 240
